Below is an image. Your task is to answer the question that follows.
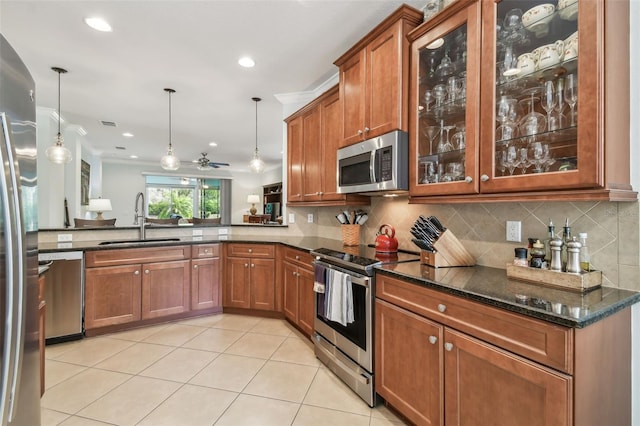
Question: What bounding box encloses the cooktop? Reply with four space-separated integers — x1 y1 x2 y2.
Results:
311 245 420 273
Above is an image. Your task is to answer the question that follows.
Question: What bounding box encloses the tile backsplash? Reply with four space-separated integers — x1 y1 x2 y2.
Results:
289 198 640 291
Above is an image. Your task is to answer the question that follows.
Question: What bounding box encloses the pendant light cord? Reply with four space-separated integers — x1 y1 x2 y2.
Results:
168 90 172 150
252 97 261 153
57 70 61 135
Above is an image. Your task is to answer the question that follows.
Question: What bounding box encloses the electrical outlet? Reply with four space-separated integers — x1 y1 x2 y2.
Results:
192 236 203 241
192 229 203 236
57 233 72 242
307 213 314 223
218 228 228 235
506 221 522 242
289 213 295 224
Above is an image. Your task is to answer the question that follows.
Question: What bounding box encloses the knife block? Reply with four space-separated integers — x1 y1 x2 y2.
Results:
420 229 475 268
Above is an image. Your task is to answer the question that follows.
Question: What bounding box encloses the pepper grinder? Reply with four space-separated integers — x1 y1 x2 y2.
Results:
549 237 563 271
565 237 582 273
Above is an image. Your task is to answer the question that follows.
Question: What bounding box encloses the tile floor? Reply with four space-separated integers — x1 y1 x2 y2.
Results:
41 313 408 425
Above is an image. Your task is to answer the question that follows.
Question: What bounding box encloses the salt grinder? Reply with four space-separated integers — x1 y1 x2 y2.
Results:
549 237 563 271
565 237 582 273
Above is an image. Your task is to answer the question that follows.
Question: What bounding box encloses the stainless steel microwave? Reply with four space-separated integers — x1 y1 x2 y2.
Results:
337 130 408 195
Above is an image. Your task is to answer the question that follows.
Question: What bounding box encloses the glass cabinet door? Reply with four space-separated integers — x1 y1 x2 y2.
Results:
479 0 597 193
409 2 481 196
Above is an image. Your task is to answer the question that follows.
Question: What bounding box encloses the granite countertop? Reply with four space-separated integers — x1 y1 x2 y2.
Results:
376 262 640 329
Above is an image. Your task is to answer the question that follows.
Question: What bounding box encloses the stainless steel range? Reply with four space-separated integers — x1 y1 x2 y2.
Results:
310 245 419 406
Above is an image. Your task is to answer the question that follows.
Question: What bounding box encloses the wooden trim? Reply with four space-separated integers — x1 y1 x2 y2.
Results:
284 85 339 123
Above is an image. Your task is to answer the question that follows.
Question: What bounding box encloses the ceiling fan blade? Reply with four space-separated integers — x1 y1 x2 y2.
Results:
209 162 229 167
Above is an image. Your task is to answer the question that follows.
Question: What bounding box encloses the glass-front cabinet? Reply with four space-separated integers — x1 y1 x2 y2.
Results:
409 0 634 201
409 1 481 196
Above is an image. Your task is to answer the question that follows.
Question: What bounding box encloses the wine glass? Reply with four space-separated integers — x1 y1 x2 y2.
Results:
496 150 507 176
543 144 556 172
502 145 520 175
433 84 447 107
437 124 456 153
424 125 441 155
541 80 556 131
554 77 566 127
436 49 454 79
564 73 578 126
424 89 434 112
530 141 546 173
517 147 530 174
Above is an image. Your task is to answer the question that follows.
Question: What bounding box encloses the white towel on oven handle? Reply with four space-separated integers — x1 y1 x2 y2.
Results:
324 269 354 326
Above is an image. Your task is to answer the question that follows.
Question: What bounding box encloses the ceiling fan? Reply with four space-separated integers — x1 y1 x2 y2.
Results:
193 153 230 170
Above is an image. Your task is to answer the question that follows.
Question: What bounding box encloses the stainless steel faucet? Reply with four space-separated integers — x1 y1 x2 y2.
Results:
134 192 146 240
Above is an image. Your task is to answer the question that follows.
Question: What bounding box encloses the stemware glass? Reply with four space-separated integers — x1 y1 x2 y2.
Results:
436 49 454 79
564 73 578 126
433 84 447 107
437 122 455 153
530 141 546 173
424 125 441 155
517 147 530 174
541 80 556 131
424 89 434 112
543 144 556 172
496 150 507 176
501 145 520 175
553 77 566 128
451 121 466 150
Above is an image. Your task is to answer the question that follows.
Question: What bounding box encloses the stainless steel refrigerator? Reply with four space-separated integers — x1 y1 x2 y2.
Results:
0 34 41 425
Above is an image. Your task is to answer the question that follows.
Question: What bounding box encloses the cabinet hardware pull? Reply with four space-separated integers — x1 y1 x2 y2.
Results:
364 127 370 133
204 249 209 253
429 336 438 345
292 271 297 276
134 270 140 275
244 263 248 268
144 270 149 274
357 129 363 135
444 343 453 352
437 304 447 313
248 249 253 253
193 265 198 269
480 174 490 182
295 255 299 260
465 176 473 183
251 264 255 268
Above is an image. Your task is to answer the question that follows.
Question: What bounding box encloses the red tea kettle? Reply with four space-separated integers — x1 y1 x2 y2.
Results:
375 224 398 253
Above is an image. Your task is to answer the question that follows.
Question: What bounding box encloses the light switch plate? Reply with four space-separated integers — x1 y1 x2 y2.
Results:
307 213 314 223
192 236 203 241
506 221 522 242
289 213 295 224
192 229 203 236
57 233 72 242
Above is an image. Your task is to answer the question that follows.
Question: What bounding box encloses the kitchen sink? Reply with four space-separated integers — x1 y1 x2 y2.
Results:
98 238 181 245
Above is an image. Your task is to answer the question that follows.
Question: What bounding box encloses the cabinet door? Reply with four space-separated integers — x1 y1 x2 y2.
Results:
297 266 315 337
250 258 275 311
224 257 251 309
367 20 404 139
85 264 142 329
319 88 343 201
444 328 572 426
141 259 190 319
191 257 220 311
376 299 443 426
340 49 367 146
302 105 323 200
287 115 304 202
409 1 481 197
283 261 299 322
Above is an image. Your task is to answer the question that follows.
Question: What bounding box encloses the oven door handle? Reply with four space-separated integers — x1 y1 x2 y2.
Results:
314 260 370 288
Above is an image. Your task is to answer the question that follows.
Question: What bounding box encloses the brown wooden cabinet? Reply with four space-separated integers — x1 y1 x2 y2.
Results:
335 5 422 147
85 263 142 329
375 272 631 426
282 247 315 336
285 86 369 207
408 0 636 203
191 244 221 311
38 273 46 396
141 259 190 319
223 244 275 311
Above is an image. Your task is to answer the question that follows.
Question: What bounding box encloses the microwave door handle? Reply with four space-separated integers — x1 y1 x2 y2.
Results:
369 150 376 183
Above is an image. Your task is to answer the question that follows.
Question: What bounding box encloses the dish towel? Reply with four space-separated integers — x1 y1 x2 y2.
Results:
314 265 327 318
324 269 354 326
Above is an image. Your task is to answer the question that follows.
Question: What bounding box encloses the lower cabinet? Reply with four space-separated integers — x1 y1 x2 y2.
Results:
141 259 190 319
85 264 142 329
283 253 315 336
191 244 221 311
224 244 276 311
38 273 46 396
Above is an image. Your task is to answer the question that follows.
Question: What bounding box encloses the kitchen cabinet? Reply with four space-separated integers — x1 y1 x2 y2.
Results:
38 273 46 396
191 244 221 311
85 246 190 330
285 86 369 206
408 0 636 203
224 243 276 311
375 272 631 426
282 247 315 336
335 5 422 147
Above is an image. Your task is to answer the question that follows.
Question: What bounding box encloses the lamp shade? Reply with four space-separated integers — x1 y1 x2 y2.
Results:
88 198 112 220
247 194 260 204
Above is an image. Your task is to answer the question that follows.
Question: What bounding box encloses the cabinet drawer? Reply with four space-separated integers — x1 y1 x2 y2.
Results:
376 274 573 373
191 244 220 259
86 246 190 267
283 247 314 270
227 243 275 258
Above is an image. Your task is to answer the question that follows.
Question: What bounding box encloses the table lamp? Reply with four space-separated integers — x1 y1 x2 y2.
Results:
88 198 112 220
247 194 260 215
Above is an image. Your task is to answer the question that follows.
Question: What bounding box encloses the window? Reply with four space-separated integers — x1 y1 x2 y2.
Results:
144 176 231 223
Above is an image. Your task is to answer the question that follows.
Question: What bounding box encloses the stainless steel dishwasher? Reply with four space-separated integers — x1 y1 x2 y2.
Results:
38 251 84 344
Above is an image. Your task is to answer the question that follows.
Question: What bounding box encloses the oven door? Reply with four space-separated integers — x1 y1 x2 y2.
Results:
313 260 372 373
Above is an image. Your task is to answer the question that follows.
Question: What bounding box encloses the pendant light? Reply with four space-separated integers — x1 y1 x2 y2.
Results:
160 88 181 171
45 67 72 164
249 97 265 173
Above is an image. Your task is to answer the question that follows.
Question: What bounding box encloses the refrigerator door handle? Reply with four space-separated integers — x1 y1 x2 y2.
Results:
0 112 26 423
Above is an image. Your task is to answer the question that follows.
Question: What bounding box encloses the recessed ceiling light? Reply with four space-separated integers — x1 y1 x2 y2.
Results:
85 17 112 32
209 142 218 147
129 155 138 159
122 132 134 137
238 57 255 68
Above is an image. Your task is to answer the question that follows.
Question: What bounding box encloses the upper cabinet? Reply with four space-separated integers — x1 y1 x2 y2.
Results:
335 5 423 147
409 0 636 202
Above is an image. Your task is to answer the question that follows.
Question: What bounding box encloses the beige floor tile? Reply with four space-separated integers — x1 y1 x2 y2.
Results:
140 347 218 382
270 336 320 366
45 340 83 360
211 314 262 331
103 323 169 342
40 408 70 426
370 415 409 425
249 318 295 336
52 337 134 367
138 384 237 426
224 332 286 359
214 394 299 426
189 353 265 392
77 376 180 425
142 323 206 346
58 415 115 425
182 327 244 352
44 359 87 390
93 342 174 374
303 368 371 416
243 360 317 403
293 404 371 426
41 368 131 414
177 313 225 328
